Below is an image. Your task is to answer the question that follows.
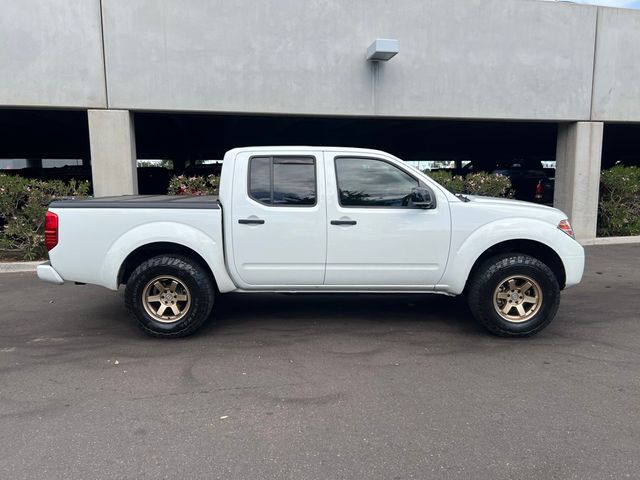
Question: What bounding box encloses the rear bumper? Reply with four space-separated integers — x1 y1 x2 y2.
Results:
37 262 64 285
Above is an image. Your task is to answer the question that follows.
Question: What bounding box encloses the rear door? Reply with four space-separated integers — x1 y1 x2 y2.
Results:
229 150 326 287
324 152 451 287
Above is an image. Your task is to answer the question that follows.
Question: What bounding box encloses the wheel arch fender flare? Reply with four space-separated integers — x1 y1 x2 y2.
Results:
441 218 564 295
99 222 236 292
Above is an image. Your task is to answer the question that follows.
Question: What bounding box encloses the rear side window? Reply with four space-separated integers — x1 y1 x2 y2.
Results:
335 157 419 207
249 156 316 206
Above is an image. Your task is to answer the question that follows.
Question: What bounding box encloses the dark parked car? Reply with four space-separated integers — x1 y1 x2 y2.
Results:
459 159 554 204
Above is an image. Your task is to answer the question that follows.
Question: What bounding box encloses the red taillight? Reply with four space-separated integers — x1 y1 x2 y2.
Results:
44 211 58 251
534 180 543 200
558 219 575 239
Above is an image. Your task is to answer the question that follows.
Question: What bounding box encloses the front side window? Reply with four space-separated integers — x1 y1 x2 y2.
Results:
249 156 316 206
335 157 419 207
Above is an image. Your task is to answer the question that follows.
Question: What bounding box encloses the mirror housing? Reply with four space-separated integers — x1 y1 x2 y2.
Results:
410 187 435 209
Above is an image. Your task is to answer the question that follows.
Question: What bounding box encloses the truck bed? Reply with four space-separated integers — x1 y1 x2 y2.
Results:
45 195 227 290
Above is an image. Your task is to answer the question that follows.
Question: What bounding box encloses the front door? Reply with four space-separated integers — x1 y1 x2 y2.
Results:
230 150 326 287
324 153 451 287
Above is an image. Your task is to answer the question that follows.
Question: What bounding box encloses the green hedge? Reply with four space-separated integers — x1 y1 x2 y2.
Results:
0 175 90 260
427 170 512 198
168 174 219 196
598 166 640 237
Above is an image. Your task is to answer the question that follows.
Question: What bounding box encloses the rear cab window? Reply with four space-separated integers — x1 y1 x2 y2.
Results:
248 156 316 206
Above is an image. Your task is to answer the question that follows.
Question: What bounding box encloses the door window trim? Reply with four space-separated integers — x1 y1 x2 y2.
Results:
247 155 318 207
333 155 434 209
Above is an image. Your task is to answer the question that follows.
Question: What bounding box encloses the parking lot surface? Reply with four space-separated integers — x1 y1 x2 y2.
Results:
1 244 639 479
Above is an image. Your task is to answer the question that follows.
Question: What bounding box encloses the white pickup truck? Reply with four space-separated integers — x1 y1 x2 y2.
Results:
38 147 584 338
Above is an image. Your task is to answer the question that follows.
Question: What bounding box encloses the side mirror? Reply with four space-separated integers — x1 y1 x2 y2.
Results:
411 187 435 209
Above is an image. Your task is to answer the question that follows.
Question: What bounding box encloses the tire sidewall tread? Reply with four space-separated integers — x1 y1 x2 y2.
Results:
125 255 215 338
467 253 560 337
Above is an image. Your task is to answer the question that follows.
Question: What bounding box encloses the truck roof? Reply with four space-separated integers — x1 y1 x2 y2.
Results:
225 146 394 156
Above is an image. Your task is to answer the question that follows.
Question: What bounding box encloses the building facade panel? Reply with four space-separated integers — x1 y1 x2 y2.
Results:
375 0 597 120
103 0 598 120
592 7 640 122
102 0 376 115
0 0 106 108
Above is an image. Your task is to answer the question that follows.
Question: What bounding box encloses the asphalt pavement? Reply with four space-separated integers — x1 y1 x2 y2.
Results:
1 244 639 479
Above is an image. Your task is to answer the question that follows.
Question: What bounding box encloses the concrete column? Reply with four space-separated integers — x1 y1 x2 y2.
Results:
88 109 138 197
554 121 604 241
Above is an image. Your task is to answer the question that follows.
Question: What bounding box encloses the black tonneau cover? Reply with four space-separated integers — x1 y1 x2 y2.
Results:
50 195 220 209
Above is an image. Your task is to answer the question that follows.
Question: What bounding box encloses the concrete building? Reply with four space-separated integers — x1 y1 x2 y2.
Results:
1 0 639 239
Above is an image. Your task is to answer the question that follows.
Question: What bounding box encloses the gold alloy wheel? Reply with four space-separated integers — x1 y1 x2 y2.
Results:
142 275 192 323
493 275 543 323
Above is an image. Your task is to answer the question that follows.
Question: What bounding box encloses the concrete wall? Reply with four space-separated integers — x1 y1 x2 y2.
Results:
101 0 598 120
374 0 596 120
0 0 639 123
591 7 640 121
0 0 106 108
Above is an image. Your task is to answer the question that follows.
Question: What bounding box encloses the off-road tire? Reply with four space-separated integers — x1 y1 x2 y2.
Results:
467 254 560 337
125 255 215 338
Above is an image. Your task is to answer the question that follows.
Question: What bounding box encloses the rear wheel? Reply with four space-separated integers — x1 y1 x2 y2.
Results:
467 254 560 337
125 255 215 338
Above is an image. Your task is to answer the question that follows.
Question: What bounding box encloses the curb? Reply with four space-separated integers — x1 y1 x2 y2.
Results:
0 261 45 273
581 236 640 246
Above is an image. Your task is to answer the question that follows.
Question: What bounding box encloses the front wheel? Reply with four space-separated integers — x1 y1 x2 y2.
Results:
125 255 215 338
467 254 560 337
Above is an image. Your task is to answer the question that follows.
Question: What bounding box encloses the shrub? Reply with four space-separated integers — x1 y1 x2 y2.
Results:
464 172 512 198
598 166 640 237
168 175 219 196
426 170 512 198
426 170 466 194
0 175 90 260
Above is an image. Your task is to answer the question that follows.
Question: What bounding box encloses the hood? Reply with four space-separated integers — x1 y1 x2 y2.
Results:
462 195 567 225
465 195 554 210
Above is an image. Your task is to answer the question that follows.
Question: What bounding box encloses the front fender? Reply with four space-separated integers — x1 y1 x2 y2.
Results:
99 222 236 292
439 218 565 295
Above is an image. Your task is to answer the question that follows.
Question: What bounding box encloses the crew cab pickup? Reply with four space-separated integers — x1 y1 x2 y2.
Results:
38 147 584 338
